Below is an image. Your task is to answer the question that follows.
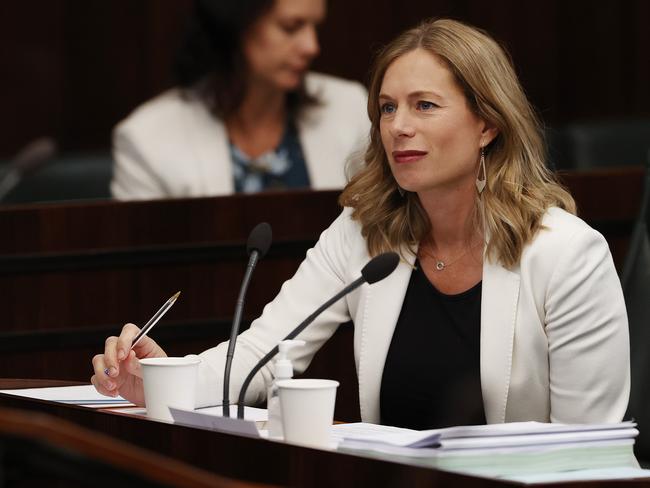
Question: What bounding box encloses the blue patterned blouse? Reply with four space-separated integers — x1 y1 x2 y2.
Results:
230 121 311 193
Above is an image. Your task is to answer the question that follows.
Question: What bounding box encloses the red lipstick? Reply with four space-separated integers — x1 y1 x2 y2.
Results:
392 150 428 163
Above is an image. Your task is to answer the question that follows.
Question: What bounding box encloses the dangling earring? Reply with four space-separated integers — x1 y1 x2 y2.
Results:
397 185 405 197
476 147 486 194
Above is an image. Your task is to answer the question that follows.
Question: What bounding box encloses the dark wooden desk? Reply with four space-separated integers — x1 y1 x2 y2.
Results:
2 380 648 488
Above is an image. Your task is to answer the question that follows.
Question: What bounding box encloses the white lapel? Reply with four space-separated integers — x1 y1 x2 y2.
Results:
480 258 520 423
298 74 329 190
298 107 332 190
296 76 352 191
185 101 234 196
357 250 416 423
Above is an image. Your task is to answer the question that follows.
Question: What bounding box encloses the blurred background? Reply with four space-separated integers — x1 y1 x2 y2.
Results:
1 0 649 202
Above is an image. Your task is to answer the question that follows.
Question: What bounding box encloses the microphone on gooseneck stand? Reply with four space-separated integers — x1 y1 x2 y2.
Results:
222 222 272 418
236 251 400 419
0 137 57 201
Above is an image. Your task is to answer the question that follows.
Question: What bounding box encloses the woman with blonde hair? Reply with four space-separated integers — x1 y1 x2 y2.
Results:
92 19 629 428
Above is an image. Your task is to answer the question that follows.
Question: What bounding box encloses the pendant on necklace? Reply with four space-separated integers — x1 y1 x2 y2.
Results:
435 260 446 271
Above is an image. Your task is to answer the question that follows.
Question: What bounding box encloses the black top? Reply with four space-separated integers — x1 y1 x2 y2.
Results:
380 260 486 430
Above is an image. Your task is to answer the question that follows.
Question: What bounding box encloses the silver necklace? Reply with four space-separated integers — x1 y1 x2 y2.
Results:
420 241 481 271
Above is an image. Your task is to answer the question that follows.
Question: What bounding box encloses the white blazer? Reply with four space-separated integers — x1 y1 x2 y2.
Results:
196 207 630 424
110 73 370 200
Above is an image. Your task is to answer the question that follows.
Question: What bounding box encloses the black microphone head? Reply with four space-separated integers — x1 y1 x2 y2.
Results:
361 252 400 284
247 222 272 258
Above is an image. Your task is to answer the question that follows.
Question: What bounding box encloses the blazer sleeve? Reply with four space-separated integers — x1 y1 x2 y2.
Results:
194 209 358 407
110 124 169 201
544 225 630 423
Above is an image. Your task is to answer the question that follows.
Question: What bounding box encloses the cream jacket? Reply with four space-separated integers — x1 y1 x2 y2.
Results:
196 207 630 424
110 73 370 200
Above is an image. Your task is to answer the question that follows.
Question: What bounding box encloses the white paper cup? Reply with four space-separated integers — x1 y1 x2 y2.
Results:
139 356 201 421
277 378 339 448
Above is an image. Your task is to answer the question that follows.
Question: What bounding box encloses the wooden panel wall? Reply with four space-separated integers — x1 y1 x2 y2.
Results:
1 0 649 157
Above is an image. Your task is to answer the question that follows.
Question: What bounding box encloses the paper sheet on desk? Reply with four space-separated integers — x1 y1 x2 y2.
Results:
0 384 133 408
331 422 441 448
333 422 640 478
333 421 639 449
193 405 268 421
169 406 265 437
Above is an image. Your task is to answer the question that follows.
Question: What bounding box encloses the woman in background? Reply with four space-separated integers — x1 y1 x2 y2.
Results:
95 19 629 428
111 0 369 200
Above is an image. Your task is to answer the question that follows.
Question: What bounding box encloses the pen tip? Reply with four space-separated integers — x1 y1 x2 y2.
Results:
171 291 181 300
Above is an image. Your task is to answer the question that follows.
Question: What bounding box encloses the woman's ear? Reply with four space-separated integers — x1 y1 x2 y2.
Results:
480 121 499 148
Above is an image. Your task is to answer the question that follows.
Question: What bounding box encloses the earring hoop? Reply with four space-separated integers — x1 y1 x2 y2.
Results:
476 147 487 194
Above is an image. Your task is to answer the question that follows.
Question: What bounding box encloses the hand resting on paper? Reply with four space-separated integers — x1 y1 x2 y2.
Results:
90 323 167 405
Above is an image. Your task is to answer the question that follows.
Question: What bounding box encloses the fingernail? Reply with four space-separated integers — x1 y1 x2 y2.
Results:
117 349 125 360
104 381 115 390
107 367 117 377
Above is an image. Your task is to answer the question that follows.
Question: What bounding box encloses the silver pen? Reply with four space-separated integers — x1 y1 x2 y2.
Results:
130 291 181 349
104 291 180 375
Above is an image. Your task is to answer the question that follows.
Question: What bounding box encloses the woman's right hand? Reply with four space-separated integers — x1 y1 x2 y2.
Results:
90 323 167 406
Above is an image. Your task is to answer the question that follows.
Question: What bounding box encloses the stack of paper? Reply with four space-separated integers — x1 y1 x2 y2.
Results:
333 421 640 478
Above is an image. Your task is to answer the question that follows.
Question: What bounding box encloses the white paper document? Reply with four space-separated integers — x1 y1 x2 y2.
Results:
104 404 267 423
193 405 268 421
333 421 640 479
333 421 638 450
0 385 134 408
169 406 266 437
331 422 441 448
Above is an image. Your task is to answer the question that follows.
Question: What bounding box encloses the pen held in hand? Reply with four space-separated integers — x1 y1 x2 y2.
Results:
131 291 181 349
104 291 181 376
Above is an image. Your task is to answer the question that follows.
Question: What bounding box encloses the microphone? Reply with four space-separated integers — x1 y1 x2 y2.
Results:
222 222 272 417
236 251 400 419
0 137 57 201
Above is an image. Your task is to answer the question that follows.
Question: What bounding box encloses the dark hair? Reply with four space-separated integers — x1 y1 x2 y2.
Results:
174 0 317 118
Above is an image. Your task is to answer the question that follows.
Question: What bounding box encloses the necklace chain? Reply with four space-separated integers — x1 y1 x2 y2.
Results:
419 241 482 271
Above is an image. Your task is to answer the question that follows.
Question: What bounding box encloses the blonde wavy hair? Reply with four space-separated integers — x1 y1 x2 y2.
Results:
340 18 575 268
